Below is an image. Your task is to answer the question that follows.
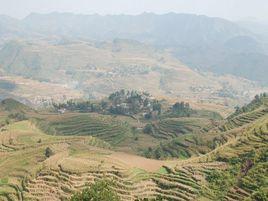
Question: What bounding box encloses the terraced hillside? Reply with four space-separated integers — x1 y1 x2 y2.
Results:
143 134 213 160
0 120 226 201
201 115 268 201
0 96 267 201
147 117 210 140
141 117 216 159
144 95 268 161
35 113 132 146
219 95 268 131
23 160 226 201
0 121 109 201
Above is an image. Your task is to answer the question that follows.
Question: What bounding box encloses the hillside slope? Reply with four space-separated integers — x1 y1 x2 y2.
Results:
0 95 267 201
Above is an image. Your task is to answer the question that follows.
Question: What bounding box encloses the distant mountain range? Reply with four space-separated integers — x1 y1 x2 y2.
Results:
0 12 268 85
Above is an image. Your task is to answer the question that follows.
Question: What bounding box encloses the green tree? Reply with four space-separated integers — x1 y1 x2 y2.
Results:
70 180 120 201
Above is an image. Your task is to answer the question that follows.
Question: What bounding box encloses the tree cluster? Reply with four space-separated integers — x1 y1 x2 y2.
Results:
170 101 192 117
52 90 161 116
108 89 161 116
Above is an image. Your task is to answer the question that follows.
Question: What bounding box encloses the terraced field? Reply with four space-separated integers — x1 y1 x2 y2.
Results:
219 96 268 132
212 116 268 201
143 117 218 159
149 118 209 140
219 108 268 132
0 121 110 201
35 113 132 146
22 156 226 201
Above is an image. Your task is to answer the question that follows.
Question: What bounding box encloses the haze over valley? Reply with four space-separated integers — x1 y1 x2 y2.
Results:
0 12 268 112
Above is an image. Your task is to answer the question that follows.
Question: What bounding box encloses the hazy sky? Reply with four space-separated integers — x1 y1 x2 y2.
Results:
0 0 268 21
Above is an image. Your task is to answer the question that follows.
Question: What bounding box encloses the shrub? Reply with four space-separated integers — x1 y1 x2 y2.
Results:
143 124 153 134
205 169 236 200
45 147 54 158
251 189 268 201
9 138 14 145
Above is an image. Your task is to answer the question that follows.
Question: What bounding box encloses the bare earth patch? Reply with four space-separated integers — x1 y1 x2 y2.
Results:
109 152 167 172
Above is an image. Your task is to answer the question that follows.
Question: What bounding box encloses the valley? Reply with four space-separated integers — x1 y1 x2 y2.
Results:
0 7 267 201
